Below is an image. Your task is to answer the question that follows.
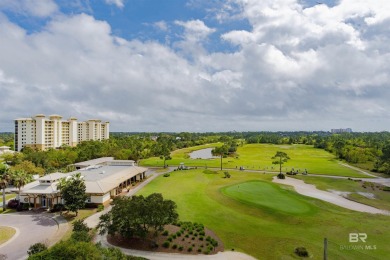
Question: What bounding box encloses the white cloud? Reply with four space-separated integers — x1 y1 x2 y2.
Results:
0 0 58 17
0 0 390 131
153 21 168 31
104 0 125 9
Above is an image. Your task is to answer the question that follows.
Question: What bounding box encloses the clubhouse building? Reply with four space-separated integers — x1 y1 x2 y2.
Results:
19 157 147 209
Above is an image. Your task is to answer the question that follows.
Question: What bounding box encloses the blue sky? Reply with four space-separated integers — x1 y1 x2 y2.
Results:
0 0 390 132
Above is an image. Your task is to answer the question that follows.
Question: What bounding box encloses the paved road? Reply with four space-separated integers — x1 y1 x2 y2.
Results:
0 212 66 260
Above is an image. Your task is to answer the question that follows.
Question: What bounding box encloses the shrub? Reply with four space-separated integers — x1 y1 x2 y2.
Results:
185 234 189 238
150 241 158 248
176 231 182 236
71 230 92 242
162 230 169 236
163 173 170 177
199 236 204 241
178 246 183 251
97 205 104 212
73 220 90 232
192 237 195 240
27 242 47 256
277 173 285 179
172 244 177 249
198 248 202 253
295 247 309 257
188 246 193 252
383 187 390 192
162 241 170 248
199 231 205 236
7 199 18 209
204 249 210 254
172 234 177 239
50 203 65 213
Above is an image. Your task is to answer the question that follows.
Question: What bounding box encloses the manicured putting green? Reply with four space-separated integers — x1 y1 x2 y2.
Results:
221 181 313 214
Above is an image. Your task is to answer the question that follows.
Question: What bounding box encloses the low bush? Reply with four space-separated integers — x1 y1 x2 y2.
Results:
188 246 193 252
277 173 285 179
7 199 18 209
163 173 170 177
73 220 90 232
71 230 92 242
178 246 183 251
172 244 177 249
295 247 309 257
27 242 47 256
162 230 169 236
97 205 104 212
50 203 65 213
162 241 170 248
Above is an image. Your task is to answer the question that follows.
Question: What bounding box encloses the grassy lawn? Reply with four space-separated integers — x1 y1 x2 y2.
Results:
221 181 316 215
61 208 98 240
137 169 390 259
141 143 369 177
0 209 16 214
293 176 390 211
0 226 16 245
0 194 16 204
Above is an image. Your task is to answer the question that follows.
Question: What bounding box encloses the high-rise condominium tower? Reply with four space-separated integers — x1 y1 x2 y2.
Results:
14 114 109 151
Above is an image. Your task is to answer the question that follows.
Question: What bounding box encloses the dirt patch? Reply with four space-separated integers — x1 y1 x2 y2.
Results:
107 223 224 255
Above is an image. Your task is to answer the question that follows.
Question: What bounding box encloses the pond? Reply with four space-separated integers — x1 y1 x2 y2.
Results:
189 148 218 159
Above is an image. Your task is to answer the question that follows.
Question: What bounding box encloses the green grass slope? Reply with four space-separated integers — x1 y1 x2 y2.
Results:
141 143 369 177
138 169 390 259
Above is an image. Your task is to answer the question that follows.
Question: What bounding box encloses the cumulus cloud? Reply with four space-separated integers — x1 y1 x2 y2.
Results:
0 0 390 132
0 0 58 17
104 0 125 9
153 21 168 31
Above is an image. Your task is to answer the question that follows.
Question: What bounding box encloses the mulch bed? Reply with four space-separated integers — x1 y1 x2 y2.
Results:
107 223 224 255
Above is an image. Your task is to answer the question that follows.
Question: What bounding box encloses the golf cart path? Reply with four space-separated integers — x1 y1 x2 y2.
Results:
273 177 390 215
338 162 378 177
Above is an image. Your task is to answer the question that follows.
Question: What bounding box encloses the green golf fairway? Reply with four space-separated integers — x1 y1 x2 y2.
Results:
221 181 314 215
138 169 390 259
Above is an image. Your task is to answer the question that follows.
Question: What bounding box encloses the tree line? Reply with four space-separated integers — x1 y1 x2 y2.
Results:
2 131 390 175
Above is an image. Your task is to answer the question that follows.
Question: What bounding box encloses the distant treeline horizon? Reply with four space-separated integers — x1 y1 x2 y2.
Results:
1 131 390 175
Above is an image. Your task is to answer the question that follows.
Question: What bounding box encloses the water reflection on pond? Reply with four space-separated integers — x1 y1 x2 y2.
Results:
189 148 217 159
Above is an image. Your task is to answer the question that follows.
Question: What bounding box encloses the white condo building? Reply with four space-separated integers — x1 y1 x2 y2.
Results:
14 114 109 151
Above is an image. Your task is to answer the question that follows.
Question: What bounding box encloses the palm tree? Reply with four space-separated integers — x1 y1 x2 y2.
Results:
10 170 30 206
0 166 10 211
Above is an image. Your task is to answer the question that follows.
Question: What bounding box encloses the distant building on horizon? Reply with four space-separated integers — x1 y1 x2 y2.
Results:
331 128 352 134
14 114 109 151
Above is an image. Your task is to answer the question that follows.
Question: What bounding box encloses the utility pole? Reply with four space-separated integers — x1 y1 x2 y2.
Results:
324 238 328 260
